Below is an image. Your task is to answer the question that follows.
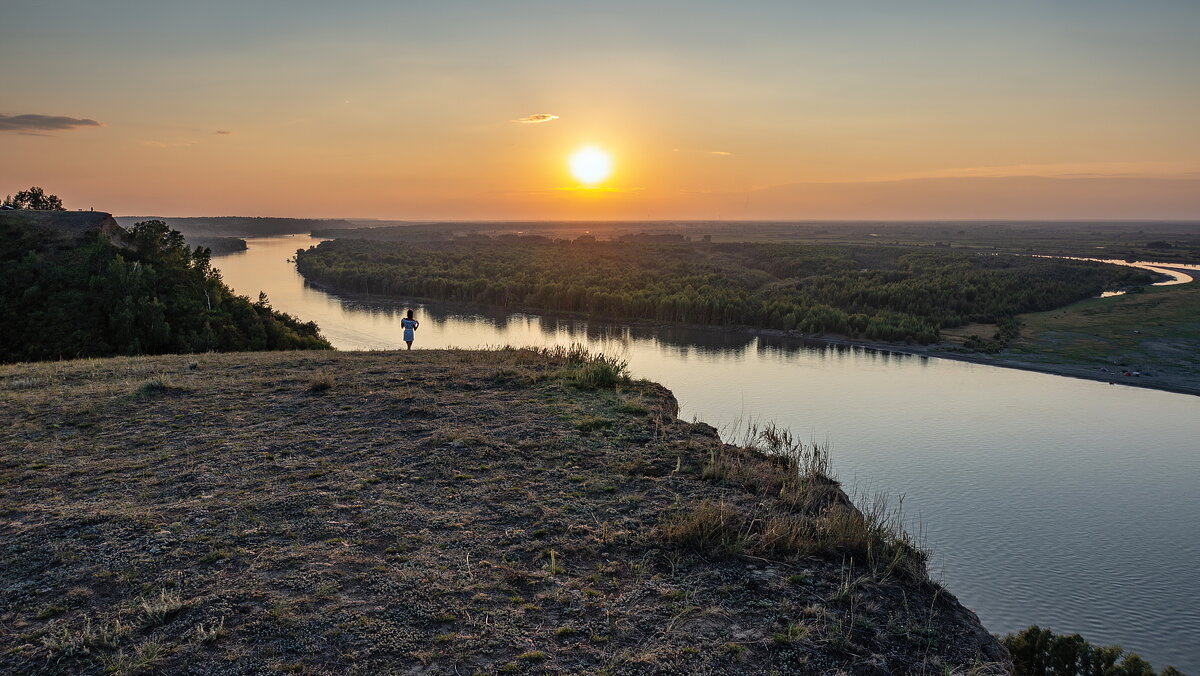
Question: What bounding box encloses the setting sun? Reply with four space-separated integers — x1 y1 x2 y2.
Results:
568 146 613 186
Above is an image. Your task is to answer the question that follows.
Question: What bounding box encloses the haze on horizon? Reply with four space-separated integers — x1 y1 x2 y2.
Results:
2 1 1198 220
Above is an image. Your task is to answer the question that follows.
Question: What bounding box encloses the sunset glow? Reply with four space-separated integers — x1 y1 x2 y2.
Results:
568 147 613 186
1 2 1198 218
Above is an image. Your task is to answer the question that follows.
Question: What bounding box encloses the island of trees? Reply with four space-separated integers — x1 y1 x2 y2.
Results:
295 237 1156 344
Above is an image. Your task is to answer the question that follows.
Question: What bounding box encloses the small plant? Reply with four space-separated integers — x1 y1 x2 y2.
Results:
102 640 169 675
540 344 629 389
618 399 649 415
138 590 186 628
42 616 133 656
517 650 548 661
36 604 66 620
771 623 810 645
657 500 749 556
543 549 565 575
574 415 612 433
308 369 335 392
568 357 628 390
194 618 228 644
1002 625 1184 676
135 375 176 397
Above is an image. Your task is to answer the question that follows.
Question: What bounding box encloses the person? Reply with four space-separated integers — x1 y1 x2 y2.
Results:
401 309 419 350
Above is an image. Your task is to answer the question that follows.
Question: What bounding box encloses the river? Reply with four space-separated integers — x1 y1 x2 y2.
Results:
215 235 1200 670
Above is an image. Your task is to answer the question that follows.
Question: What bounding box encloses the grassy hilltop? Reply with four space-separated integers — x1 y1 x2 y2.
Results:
0 349 1006 674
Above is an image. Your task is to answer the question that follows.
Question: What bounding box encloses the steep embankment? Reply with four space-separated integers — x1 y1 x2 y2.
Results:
0 350 1007 674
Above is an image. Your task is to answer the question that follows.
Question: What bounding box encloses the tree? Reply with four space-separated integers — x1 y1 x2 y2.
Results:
3 186 65 210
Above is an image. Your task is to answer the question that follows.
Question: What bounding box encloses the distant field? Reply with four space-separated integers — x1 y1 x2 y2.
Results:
1007 279 1200 389
315 220 1200 263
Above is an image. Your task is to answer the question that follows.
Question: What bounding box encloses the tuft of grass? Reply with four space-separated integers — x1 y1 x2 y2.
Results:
103 640 169 675
138 590 186 628
308 369 335 392
664 420 927 579
574 415 612 433
657 500 750 556
42 616 133 657
706 423 840 512
772 623 811 645
517 650 548 661
135 375 177 397
542 549 565 576
194 618 228 644
817 494 927 582
617 398 650 416
536 343 629 389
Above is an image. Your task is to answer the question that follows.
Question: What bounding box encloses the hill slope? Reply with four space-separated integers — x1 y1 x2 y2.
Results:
0 349 1006 674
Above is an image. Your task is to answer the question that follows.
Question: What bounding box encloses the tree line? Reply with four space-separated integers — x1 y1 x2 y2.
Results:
295 238 1155 344
1 218 330 363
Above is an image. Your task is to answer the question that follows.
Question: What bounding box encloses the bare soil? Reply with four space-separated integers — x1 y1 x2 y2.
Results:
1 349 1005 674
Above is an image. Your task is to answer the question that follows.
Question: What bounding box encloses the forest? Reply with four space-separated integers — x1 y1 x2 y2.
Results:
112 216 356 237
295 238 1156 344
0 218 330 363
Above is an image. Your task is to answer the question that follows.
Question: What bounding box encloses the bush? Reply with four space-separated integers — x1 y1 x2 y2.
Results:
1002 625 1184 676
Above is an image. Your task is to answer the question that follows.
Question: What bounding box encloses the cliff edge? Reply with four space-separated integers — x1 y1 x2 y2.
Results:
0 349 1008 674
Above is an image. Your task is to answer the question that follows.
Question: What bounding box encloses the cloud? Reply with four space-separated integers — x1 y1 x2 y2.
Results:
710 151 732 156
215 130 233 135
142 140 198 148
512 113 559 124
0 113 102 133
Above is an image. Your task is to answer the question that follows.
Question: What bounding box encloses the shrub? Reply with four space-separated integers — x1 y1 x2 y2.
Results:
309 370 334 392
1002 625 1183 676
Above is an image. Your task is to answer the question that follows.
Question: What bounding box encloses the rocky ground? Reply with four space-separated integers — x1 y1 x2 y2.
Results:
0 349 1007 674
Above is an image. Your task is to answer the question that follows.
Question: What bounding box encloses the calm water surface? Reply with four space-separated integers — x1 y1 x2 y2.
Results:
218 236 1200 670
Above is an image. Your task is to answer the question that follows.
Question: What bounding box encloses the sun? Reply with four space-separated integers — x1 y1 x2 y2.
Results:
568 146 613 185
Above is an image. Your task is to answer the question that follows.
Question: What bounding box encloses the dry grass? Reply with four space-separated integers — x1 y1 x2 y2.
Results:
0 348 1002 674
677 420 928 581
308 368 335 392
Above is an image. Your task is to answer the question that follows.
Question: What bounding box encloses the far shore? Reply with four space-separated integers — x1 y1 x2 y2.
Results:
292 274 1200 399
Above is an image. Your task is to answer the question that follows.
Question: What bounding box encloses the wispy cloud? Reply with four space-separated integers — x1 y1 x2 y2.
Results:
710 151 732 156
142 140 198 148
512 113 559 124
215 130 233 135
0 113 102 133
895 161 1200 181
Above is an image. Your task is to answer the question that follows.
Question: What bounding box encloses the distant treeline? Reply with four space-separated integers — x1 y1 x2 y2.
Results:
295 239 1155 343
1 219 330 363
186 236 247 255
114 216 356 238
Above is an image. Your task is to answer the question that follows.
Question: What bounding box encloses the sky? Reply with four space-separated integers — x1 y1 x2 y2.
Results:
2 1 1199 220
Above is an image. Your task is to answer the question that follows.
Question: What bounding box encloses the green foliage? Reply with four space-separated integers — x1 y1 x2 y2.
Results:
295 239 1154 344
2 186 65 210
0 219 331 363
1002 625 1184 676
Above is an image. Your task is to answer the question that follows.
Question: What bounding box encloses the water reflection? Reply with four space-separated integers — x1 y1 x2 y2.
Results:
214 236 1200 672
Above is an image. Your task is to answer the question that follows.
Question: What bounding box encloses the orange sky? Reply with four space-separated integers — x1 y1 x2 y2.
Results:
2 2 1198 219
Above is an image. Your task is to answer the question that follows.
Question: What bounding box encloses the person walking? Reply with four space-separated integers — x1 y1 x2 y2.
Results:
401 309 420 350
